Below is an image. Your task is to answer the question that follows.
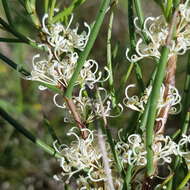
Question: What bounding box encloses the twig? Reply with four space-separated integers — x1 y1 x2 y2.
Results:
0 106 62 159
0 17 40 49
51 0 86 23
64 97 88 139
176 164 190 189
0 38 25 43
0 52 30 76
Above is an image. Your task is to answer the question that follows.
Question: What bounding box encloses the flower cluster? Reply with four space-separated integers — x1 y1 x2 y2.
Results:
116 133 147 166
123 84 181 115
126 3 190 62
27 13 108 90
53 87 123 124
116 132 190 167
53 128 122 189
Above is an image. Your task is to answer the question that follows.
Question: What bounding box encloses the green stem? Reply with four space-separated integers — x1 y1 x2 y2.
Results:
146 6 178 176
52 0 86 23
107 11 114 87
105 127 122 172
0 52 61 93
0 38 25 43
120 0 144 96
165 0 173 20
123 63 134 84
146 46 170 176
64 0 110 98
107 11 116 107
139 99 150 132
44 118 61 144
44 0 49 13
25 0 40 28
156 173 174 190
180 52 190 135
166 156 181 189
128 0 144 91
173 0 180 8
2 0 13 26
181 112 190 135
134 0 144 27
128 0 136 49
49 0 56 22
139 65 158 132
176 171 190 190
0 107 62 159
52 4 74 23
171 129 181 140
134 63 144 91
134 0 148 42
0 52 30 76
0 17 28 42
0 17 40 49
125 165 133 190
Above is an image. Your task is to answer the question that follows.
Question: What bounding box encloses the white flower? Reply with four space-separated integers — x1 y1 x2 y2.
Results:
42 14 90 55
117 133 175 166
116 133 147 166
79 60 110 90
153 135 178 164
126 16 168 62
116 132 190 167
53 87 123 124
177 134 190 161
123 84 181 115
126 4 190 62
27 52 78 88
53 128 115 186
28 13 110 91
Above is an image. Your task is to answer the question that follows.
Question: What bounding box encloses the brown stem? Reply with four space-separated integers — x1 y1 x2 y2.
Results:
56 81 88 139
143 7 179 187
154 8 179 134
64 96 88 139
155 55 177 134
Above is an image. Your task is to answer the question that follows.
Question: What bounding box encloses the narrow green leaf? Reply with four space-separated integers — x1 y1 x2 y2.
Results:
146 46 170 176
0 106 62 159
2 0 13 26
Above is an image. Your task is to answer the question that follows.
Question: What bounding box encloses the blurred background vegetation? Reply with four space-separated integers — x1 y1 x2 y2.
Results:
0 0 186 189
